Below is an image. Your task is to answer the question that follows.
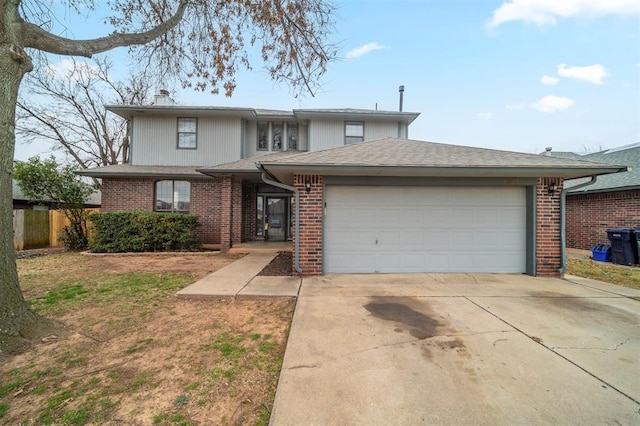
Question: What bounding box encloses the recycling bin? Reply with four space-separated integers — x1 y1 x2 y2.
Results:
591 244 611 262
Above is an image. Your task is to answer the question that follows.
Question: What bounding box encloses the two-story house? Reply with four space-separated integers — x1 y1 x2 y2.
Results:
79 91 419 246
80 92 626 277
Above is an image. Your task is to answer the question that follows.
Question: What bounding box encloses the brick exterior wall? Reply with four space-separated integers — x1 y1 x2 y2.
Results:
536 177 564 277
566 189 640 250
242 182 258 241
191 179 221 244
101 178 154 211
293 174 323 275
101 177 221 244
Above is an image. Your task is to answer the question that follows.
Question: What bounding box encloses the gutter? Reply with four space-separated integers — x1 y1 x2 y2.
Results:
256 163 303 274
558 176 597 275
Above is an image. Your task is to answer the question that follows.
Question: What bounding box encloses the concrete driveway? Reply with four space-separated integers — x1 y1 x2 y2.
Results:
270 274 640 425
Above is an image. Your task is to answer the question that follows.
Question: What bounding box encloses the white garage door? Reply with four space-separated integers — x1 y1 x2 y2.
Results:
324 186 527 273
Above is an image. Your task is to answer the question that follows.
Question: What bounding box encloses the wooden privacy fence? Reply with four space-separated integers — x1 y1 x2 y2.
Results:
13 209 49 250
13 208 100 250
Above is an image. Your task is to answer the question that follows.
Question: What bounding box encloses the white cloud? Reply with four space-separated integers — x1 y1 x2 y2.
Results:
487 0 640 28
531 95 575 113
541 75 559 85
558 64 609 84
506 103 525 110
477 112 493 120
345 42 386 60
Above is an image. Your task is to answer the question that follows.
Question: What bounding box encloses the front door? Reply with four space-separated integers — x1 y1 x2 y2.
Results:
266 197 288 241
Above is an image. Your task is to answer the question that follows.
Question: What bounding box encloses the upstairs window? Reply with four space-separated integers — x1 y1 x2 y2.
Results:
155 180 191 213
345 121 364 144
288 123 298 150
272 122 283 151
257 122 268 151
177 118 197 149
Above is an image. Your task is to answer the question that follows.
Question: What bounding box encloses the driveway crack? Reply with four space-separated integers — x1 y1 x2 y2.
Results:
551 338 636 351
462 296 640 406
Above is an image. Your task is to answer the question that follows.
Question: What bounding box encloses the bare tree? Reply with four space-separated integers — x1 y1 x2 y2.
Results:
0 0 336 352
17 58 153 170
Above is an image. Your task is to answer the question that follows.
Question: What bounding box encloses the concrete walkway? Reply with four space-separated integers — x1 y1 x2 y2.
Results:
176 252 301 298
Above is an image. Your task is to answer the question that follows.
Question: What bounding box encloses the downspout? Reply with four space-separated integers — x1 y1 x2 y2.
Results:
558 176 597 275
256 163 303 274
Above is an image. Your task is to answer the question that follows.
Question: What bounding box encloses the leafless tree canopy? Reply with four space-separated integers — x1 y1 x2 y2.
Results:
22 0 337 96
17 58 152 169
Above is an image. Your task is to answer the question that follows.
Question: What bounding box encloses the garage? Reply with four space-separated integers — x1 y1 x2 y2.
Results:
324 185 527 273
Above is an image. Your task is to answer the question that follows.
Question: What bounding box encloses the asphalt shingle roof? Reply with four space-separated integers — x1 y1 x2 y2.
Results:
561 142 640 193
76 164 208 179
198 151 303 174
260 138 620 169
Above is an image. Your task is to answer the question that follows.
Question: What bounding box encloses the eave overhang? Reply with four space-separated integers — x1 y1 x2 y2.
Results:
292 110 420 124
255 163 628 185
76 167 213 180
105 105 256 120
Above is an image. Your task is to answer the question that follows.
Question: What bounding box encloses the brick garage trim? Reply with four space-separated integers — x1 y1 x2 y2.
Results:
293 174 323 275
535 177 564 277
566 189 640 250
291 175 566 277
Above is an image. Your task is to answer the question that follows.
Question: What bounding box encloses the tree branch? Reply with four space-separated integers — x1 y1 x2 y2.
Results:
22 0 189 57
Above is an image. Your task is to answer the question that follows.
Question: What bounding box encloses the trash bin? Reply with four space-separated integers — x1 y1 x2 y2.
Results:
606 228 638 265
591 244 611 262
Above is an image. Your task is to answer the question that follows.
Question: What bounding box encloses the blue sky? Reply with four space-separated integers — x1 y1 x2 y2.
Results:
15 0 640 160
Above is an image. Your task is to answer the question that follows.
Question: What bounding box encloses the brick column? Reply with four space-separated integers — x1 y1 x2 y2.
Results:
536 177 564 277
231 178 243 244
293 174 323 275
220 175 233 252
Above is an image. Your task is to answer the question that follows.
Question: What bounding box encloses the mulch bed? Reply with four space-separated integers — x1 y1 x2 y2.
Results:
258 251 294 276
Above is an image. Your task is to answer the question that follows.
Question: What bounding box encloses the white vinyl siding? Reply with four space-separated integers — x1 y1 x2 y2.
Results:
131 116 242 166
310 119 409 150
324 186 527 274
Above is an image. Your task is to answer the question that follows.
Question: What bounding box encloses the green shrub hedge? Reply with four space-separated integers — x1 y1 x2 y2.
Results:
87 211 202 253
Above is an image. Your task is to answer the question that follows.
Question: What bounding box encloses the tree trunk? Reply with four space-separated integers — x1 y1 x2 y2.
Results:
0 43 51 352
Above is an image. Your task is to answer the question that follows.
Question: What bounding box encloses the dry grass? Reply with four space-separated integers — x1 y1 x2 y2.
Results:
566 258 640 290
1 251 294 425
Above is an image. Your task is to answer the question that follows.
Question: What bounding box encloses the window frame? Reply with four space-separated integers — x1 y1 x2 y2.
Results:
344 121 364 145
177 117 198 149
287 122 299 150
272 122 283 151
257 122 268 151
154 180 191 213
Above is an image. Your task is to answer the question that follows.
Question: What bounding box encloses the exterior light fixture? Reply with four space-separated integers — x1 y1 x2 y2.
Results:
305 180 312 193
548 181 558 195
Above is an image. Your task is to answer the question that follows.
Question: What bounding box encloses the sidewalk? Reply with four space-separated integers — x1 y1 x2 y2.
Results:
176 252 301 298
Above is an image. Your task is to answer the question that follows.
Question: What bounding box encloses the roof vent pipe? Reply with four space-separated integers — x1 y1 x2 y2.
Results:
399 85 405 112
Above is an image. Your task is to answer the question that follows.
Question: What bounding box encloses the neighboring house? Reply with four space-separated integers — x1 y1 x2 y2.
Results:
12 179 102 210
545 143 640 250
79 93 625 277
